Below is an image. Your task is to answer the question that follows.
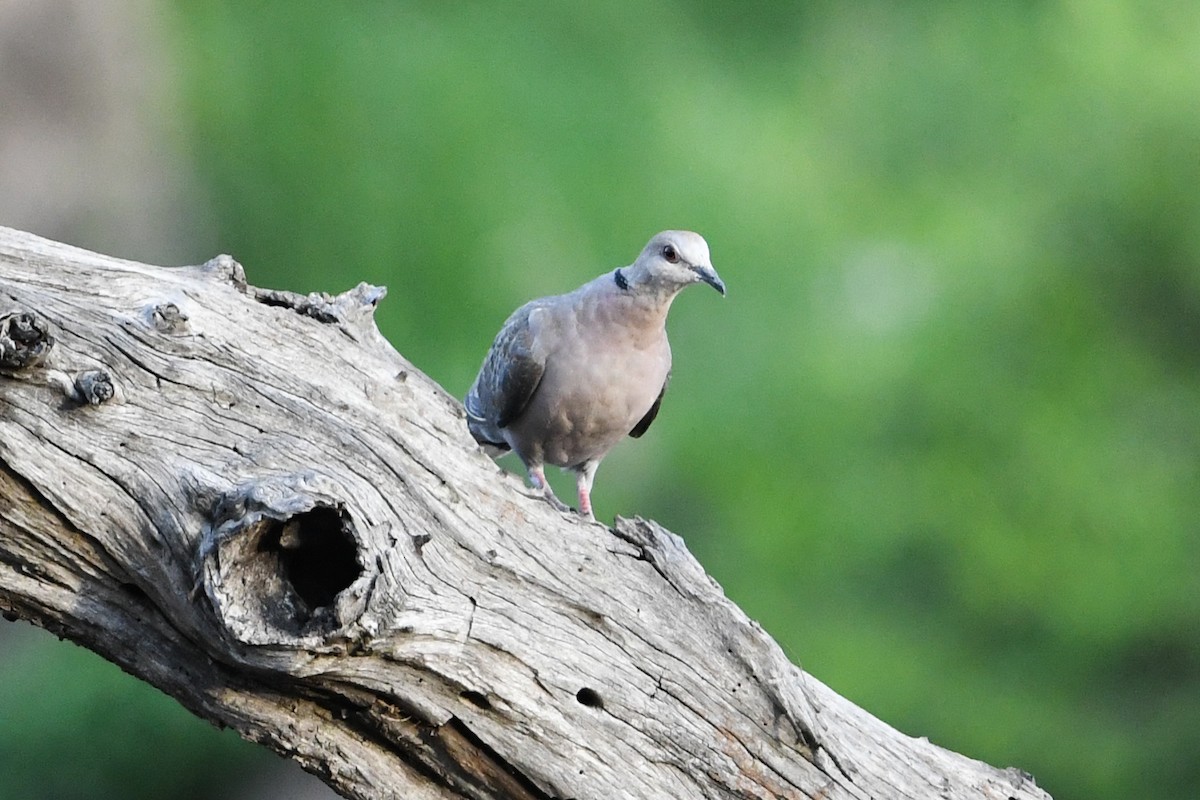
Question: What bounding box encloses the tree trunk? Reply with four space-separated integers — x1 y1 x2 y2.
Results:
0 226 1049 800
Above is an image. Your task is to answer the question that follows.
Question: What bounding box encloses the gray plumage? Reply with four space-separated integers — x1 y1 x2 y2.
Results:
465 230 725 519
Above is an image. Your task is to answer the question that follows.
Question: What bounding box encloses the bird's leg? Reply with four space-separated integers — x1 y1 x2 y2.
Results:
527 465 571 513
574 461 599 520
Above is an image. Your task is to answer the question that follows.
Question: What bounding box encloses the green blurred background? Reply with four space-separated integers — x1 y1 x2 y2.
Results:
2 2 1199 798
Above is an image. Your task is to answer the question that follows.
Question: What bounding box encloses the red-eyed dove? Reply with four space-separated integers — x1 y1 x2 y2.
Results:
465 230 725 519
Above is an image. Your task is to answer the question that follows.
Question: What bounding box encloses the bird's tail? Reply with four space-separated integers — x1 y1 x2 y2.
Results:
464 391 511 457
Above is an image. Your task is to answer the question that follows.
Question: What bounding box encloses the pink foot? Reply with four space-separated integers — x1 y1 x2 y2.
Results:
578 487 593 519
528 466 570 513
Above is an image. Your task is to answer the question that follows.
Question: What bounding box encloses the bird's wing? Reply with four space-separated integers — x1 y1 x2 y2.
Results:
466 303 548 441
628 373 669 438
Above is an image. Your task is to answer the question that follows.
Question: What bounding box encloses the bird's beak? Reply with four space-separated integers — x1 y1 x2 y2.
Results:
691 264 726 296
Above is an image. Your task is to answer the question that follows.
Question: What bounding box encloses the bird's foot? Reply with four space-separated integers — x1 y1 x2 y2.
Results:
517 486 571 513
544 493 572 513
527 467 572 514
574 465 598 521
576 493 594 521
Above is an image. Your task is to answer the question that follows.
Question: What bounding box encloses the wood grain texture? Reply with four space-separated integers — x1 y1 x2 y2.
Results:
0 227 1051 800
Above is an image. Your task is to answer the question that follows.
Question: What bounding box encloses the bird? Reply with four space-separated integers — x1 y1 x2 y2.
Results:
464 230 725 519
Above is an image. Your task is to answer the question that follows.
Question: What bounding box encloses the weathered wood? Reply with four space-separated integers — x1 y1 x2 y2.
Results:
0 226 1050 800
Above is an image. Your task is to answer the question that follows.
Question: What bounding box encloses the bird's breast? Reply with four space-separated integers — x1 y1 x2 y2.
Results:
518 318 671 468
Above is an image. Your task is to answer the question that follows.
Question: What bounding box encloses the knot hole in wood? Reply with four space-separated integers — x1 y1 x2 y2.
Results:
266 506 361 613
201 476 367 640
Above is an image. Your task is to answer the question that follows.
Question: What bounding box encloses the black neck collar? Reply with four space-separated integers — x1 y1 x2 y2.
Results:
614 268 629 291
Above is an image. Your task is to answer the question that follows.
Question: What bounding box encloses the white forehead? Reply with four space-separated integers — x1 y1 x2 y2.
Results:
645 230 711 264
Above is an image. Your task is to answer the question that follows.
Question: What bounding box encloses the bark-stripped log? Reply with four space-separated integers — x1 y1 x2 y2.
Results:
0 227 1050 800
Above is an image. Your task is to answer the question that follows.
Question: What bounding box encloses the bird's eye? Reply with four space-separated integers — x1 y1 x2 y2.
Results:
662 244 679 263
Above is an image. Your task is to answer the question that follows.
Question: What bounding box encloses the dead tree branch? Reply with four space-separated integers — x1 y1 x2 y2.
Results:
0 227 1049 799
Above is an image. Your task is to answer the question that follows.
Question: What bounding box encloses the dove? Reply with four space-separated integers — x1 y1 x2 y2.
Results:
465 230 725 519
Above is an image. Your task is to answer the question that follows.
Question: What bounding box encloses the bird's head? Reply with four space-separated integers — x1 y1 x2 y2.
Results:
629 230 726 296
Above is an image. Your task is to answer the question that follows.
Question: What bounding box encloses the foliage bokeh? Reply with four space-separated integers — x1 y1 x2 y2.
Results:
3 3 1199 799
